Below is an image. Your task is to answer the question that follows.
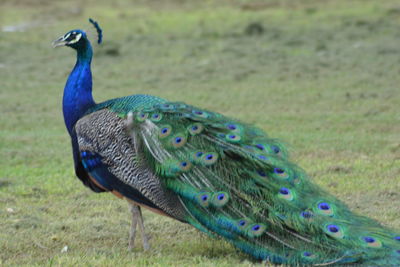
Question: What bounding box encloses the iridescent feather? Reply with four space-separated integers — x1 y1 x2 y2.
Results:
118 101 400 266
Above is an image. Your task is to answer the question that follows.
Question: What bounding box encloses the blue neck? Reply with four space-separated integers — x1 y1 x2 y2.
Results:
63 41 95 135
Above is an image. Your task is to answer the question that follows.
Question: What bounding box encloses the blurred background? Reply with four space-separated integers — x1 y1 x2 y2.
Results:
1 0 399 266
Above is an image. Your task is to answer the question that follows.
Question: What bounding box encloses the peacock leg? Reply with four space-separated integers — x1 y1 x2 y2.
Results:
128 203 150 251
136 205 150 251
128 203 139 251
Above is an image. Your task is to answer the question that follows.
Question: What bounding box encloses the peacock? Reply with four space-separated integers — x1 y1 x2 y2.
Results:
53 19 400 266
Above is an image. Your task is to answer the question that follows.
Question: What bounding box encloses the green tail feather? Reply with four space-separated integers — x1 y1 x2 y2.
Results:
119 98 399 266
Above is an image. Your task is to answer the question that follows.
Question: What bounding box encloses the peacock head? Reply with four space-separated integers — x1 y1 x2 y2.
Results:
52 19 102 50
52 30 88 50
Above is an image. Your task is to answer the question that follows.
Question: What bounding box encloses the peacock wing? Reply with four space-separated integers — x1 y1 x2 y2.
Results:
128 101 400 265
74 108 188 221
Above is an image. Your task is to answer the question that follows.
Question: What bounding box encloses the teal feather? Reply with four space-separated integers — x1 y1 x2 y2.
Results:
126 101 400 265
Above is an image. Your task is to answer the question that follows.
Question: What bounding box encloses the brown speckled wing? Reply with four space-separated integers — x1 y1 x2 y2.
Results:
75 109 188 222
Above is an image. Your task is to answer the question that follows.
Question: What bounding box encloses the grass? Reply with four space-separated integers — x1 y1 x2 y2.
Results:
1 0 400 266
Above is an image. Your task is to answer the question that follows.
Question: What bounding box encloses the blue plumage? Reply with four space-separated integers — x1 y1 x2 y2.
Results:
60 30 94 134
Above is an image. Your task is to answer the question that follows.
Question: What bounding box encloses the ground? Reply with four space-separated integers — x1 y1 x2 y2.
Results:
0 0 399 266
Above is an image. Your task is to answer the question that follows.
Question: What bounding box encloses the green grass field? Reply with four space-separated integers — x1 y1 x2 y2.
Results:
1 0 399 266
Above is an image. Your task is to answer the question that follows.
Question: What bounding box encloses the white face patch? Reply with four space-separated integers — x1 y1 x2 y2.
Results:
67 33 82 44
63 32 71 40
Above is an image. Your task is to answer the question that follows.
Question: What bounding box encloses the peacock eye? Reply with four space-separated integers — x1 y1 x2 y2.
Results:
65 33 74 41
65 32 82 44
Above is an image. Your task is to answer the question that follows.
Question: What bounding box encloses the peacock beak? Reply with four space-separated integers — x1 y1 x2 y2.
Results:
52 35 68 48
